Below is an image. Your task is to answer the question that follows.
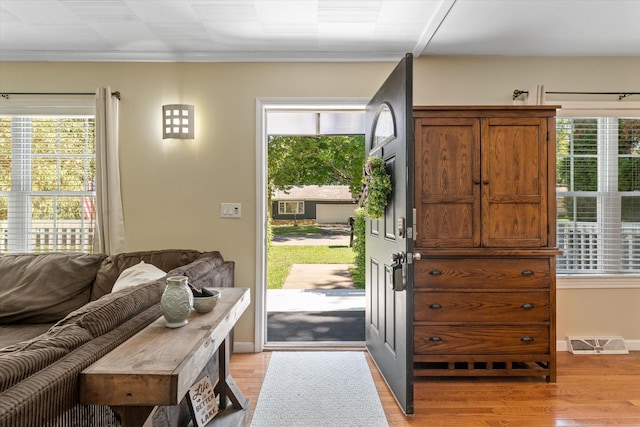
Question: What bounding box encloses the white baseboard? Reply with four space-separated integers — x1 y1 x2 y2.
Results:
557 339 640 352
233 341 256 353
236 340 640 354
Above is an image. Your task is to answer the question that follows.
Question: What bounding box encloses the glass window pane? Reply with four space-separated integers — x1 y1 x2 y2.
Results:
618 118 640 155
556 156 571 189
60 158 86 191
622 197 640 222
32 196 54 220
572 119 598 155
58 196 82 220
575 197 597 222
32 158 58 191
557 195 573 221
573 158 597 191
0 196 7 221
619 157 640 191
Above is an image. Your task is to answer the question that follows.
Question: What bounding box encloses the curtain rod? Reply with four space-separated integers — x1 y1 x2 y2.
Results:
1 91 121 100
512 90 639 101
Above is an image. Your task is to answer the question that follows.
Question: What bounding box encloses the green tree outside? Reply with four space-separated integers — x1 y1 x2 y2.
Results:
0 117 95 222
267 135 366 200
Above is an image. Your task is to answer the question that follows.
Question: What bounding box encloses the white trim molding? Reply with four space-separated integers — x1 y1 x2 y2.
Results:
557 275 640 289
254 97 369 353
233 341 256 354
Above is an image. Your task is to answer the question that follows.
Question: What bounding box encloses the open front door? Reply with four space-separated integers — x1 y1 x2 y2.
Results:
365 53 414 415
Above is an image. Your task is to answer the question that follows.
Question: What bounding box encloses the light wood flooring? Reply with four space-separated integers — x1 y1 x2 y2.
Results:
230 350 640 426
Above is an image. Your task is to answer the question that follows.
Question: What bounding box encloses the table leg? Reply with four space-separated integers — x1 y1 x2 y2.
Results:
218 336 247 411
113 405 154 427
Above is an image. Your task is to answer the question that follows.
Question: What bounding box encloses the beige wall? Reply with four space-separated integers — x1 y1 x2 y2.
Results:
1 56 639 348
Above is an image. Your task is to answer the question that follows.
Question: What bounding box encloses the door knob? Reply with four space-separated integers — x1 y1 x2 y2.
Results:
411 252 421 261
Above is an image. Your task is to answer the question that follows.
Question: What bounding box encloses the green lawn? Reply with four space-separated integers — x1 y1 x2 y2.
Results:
267 245 356 289
271 225 323 236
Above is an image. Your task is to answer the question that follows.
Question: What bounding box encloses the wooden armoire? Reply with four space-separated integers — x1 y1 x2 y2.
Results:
412 106 559 382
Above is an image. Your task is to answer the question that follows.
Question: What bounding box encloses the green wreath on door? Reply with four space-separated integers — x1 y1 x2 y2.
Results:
359 157 392 220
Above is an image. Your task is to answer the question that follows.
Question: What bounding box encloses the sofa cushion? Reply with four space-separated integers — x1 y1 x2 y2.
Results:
0 253 106 324
111 261 166 293
0 324 53 349
91 249 206 300
172 252 231 288
58 277 166 338
0 324 93 393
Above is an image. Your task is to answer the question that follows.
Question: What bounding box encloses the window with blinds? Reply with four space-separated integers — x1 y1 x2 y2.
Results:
556 116 640 274
0 115 96 253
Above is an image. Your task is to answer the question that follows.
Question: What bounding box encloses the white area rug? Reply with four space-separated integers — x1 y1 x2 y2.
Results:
250 351 389 427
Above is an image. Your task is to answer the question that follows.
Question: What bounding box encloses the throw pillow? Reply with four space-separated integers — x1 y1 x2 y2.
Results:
111 261 166 293
0 253 106 324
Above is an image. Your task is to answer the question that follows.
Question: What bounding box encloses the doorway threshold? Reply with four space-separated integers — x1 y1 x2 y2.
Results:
264 341 365 351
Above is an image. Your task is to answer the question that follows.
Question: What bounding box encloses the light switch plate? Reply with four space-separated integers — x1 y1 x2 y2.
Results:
220 203 241 218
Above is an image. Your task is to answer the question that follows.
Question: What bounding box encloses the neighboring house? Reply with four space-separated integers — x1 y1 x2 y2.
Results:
272 185 356 224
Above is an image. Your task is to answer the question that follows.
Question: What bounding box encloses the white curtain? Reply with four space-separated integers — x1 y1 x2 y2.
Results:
94 87 126 255
528 85 546 105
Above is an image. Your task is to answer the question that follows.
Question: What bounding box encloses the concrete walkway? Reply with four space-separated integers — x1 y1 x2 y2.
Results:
267 288 365 312
266 227 365 318
272 263 364 312
282 263 356 289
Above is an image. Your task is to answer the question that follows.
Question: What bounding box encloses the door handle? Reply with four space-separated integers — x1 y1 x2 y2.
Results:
390 252 405 292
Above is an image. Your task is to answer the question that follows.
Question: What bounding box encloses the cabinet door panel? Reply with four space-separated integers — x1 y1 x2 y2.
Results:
415 118 480 248
482 118 548 247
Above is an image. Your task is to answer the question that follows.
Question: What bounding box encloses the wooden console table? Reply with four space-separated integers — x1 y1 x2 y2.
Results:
81 287 250 427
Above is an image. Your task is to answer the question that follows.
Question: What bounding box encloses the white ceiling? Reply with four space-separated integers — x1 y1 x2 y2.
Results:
1 0 639 62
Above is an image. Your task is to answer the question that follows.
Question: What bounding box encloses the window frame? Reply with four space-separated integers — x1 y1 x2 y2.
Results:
0 98 96 253
554 101 640 288
277 200 305 215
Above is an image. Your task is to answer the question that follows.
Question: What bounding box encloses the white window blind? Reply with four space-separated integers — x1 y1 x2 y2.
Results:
556 114 640 274
0 101 96 253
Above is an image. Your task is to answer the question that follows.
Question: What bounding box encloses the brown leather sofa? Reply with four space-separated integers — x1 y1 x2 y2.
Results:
0 249 234 427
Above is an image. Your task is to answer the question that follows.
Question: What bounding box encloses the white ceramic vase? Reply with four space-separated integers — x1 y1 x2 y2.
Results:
160 276 194 328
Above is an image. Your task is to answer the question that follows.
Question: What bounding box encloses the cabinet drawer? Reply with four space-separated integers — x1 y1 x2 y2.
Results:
414 258 550 289
415 291 549 322
414 325 549 355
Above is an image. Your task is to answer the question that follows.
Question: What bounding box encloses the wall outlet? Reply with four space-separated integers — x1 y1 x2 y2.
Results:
221 203 241 218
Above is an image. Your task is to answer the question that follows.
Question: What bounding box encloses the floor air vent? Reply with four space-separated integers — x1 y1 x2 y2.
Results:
567 336 628 354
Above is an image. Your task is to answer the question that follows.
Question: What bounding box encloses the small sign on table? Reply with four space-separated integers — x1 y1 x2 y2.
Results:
187 375 219 427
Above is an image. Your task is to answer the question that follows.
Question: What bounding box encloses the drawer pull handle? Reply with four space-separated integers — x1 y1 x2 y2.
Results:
521 336 535 343
429 303 442 309
521 269 534 276
429 336 442 342
429 269 442 276
521 302 534 310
